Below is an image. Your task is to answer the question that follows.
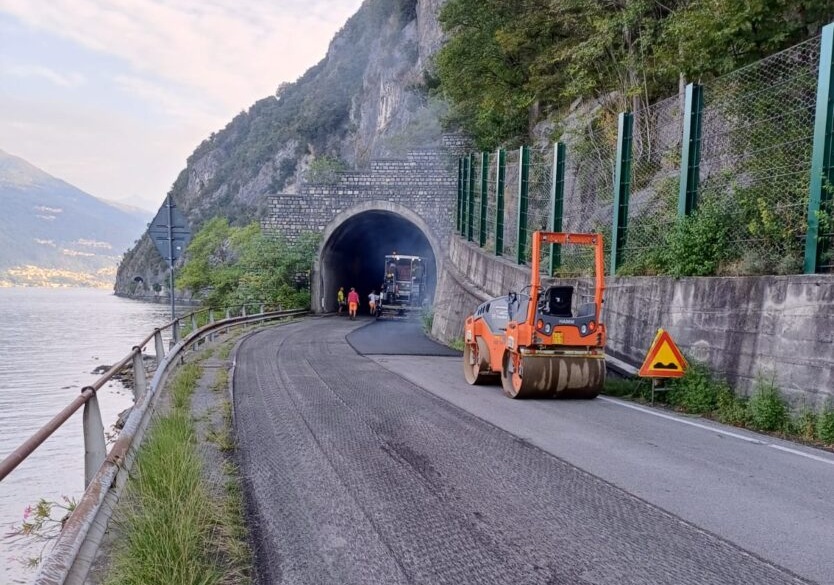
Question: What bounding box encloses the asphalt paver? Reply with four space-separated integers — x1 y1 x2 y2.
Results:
233 317 809 585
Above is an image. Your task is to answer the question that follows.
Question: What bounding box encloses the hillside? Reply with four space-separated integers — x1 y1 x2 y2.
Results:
0 149 150 288
115 0 448 295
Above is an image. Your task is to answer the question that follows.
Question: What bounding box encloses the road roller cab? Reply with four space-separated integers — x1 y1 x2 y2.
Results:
463 231 607 399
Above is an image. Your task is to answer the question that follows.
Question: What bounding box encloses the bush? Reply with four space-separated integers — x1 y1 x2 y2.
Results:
660 197 736 277
667 362 726 414
715 386 748 425
746 376 788 432
817 408 834 444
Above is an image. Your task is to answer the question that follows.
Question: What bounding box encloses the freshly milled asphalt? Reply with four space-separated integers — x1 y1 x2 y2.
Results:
233 317 817 585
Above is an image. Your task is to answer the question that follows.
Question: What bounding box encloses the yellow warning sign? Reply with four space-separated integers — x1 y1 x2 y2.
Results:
639 329 688 378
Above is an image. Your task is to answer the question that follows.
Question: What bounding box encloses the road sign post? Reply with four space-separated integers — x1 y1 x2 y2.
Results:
148 195 192 322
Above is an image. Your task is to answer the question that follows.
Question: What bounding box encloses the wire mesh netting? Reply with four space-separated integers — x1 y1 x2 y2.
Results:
699 36 821 275
453 31 826 276
470 155 484 245
621 95 683 273
484 154 499 253
525 148 555 265
503 149 521 259
560 116 616 275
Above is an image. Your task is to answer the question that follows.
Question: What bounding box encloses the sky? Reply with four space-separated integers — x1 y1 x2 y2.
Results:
0 0 364 212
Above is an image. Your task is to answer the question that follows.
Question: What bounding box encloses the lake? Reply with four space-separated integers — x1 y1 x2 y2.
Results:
0 288 177 584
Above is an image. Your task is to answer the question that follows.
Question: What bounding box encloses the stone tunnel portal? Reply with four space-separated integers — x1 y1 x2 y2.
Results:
316 210 437 314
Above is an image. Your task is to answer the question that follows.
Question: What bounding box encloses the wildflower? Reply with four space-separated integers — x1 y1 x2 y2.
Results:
22 505 32 521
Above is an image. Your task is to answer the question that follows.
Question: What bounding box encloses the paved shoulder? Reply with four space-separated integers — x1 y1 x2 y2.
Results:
233 318 808 585
346 318 461 356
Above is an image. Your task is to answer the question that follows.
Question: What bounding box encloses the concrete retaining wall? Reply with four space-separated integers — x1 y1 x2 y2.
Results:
432 237 834 406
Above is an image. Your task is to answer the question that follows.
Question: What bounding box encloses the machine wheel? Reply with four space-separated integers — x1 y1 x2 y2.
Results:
463 340 491 385
501 351 530 398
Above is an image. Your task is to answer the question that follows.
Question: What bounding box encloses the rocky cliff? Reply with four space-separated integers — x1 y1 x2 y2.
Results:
115 0 448 296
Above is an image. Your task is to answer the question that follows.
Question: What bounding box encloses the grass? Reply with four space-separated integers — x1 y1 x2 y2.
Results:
106 356 251 585
213 369 229 393
448 337 465 352
604 364 834 450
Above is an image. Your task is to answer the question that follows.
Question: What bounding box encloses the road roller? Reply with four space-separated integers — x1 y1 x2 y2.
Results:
463 231 606 399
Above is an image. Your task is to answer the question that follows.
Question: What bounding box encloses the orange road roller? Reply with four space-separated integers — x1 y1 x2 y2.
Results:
463 231 606 399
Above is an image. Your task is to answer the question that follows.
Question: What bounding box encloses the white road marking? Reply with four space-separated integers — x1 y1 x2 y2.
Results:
599 396 834 467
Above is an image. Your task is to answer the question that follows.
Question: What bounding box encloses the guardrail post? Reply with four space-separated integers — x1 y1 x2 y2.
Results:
805 22 834 273
153 329 165 366
191 313 198 333
495 148 505 256
516 145 530 264
548 142 567 275
131 349 147 400
225 308 231 320
611 112 634 275
479 151 489 247
260 303 265 314
242 304 247 317
172 320 180 346
82 389 106 488
678 83 704 216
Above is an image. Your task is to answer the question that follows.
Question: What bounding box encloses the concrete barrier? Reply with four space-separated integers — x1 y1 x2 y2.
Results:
433 237 834 406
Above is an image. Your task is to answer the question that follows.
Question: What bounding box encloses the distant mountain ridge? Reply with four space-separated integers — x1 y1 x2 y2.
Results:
0 149 151 287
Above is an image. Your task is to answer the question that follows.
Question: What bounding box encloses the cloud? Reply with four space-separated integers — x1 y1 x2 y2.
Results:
3 63 85 87
0 0 364 211
0 0 364 111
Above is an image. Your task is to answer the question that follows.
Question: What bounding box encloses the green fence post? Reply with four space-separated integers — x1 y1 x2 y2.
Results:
678 83 704 216
456 158 463 234
548 143 567 275
611 112 634 275
462 155 470 239
467 153 475 241
805 23 834 274
516 146 530 264
495 148 506 256
479 152 489 247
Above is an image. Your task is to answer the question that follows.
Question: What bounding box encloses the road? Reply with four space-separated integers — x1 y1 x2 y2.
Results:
232 317 834 585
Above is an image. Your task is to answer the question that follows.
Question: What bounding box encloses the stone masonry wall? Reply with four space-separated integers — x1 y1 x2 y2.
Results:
433 237 834 407
263 148 457 247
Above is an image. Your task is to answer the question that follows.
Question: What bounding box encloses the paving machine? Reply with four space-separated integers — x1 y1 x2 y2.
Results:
378 254 427 318
463 231 606 398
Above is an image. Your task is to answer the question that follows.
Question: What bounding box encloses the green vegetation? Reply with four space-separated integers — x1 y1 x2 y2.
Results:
177 217 319 310
604 363 834 448
306 156 348 184
448 337 465 352
106 362 250 585
435 0 833 149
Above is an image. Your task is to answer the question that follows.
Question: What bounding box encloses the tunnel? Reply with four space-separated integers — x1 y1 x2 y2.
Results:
315 209 438 314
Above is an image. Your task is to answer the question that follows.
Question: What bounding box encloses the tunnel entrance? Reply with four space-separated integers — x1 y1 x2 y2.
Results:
316 210 437 314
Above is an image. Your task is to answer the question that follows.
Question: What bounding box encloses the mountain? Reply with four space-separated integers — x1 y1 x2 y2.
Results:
0 149 151 288
114 0 448 295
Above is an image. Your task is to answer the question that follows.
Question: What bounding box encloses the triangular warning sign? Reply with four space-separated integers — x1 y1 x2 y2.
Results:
639 329 688 378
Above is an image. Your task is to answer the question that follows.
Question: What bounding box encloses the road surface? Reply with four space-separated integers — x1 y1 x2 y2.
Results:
232 317 833 585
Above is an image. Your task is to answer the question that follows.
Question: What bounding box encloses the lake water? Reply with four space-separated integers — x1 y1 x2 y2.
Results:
0 288 176 584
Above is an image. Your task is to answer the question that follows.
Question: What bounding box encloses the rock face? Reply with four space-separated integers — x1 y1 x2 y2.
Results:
0 149 150 288
115 0 449 296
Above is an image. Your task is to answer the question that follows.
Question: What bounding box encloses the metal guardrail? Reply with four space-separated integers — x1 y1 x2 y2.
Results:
0 305 306 585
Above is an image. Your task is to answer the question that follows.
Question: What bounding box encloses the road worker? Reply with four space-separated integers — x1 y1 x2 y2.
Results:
368 290 379 316
337 286 346 314
347 287 360 320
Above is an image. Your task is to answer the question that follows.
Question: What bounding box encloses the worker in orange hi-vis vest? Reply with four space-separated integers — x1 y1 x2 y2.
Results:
347 287 360 320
